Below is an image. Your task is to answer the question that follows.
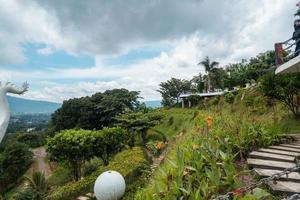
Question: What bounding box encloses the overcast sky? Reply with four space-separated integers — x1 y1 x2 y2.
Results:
0 0 297 102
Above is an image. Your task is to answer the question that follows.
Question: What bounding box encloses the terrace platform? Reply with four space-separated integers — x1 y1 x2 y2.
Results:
275 55 300 74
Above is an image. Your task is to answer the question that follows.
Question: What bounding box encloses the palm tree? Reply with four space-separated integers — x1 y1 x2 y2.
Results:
198 56 219 92
24 171 48 199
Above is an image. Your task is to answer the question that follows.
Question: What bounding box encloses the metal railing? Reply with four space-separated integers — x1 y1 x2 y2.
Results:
275 38 300 66
211 163 300 200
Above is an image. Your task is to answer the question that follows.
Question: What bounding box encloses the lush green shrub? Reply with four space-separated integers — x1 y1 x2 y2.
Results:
146 141 166 157
17 132 46 148
146 130 166 142
47 127 126 180
224 92 235 104
0 142 33 193
47 166 72 187
82 159 102 177
209 97 220 106
244 96 254 107
46 147 149 200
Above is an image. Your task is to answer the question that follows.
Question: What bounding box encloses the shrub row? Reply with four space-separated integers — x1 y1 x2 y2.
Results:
46 147 148 200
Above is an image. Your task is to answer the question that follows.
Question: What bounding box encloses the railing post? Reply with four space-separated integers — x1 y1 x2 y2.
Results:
275 43 284 66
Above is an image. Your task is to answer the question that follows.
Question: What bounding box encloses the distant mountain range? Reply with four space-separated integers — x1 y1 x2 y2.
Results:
7 96 161 114
8 96 61 114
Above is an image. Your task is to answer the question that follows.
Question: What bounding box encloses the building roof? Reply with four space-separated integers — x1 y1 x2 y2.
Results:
180 91 224 98
275 55 300 74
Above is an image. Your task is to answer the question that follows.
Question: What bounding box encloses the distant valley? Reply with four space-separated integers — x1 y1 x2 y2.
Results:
7 96 161 114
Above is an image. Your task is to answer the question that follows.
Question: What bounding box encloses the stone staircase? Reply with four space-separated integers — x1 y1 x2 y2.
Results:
247 134 300 194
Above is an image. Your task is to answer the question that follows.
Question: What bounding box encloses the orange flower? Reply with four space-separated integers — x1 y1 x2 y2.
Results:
156 142 162 150
206 116 213 130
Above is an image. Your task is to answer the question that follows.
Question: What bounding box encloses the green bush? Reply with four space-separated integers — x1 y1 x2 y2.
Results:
46 147 149 200
47 166 72 187
146 130 166 142
209 97 220 106
82 159 102 177
17 132 46 148
244 96 255 107
224 92 235 104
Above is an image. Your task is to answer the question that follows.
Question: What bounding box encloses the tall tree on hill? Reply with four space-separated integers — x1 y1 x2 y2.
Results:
50 89 140 132
158 78 191 107
198 56 219 92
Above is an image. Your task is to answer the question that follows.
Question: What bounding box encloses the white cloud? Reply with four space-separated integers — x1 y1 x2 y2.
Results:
37 46 55 55
0 0 298 102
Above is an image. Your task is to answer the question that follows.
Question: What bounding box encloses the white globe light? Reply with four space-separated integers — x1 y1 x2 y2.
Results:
94 170 126 200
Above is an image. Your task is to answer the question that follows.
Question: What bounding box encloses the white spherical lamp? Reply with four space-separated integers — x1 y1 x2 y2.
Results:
94 170 126 200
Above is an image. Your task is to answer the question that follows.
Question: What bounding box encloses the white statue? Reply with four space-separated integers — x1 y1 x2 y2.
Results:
0 81 28 143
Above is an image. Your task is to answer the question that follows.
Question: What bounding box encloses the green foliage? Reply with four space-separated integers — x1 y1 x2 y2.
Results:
47 165 72 187
82 158 102 177
146 130 166 142
135 105 286 199
116 111 163 144
158 78 192 107
46 128 126 180
187 95 202 106
244 95 255 107
224 92 235 104
260 73 300 118
17 171 48 200
45 147 149 200
16 133 46 148
51 89 140 132
0 142 33 193
159 51 276 108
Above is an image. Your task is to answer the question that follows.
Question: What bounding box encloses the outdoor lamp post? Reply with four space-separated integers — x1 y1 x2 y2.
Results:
94 170 126 200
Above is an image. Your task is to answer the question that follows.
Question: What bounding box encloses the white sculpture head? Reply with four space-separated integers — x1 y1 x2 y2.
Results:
0 81 29 143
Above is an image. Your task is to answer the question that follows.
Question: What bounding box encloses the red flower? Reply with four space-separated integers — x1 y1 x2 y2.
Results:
232 188 243 197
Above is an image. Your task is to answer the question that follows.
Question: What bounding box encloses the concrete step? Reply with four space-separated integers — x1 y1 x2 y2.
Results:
287 133 300 138
280 144 300 149
258 148 300 157
254 168 300 182
269 146 300 153
268 181 300 194
249 151 295 162
247 158 296 170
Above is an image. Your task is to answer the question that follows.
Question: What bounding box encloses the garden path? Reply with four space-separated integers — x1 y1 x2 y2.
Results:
247 133 300 194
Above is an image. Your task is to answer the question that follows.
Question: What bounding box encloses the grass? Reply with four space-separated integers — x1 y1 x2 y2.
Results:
134 89 296 199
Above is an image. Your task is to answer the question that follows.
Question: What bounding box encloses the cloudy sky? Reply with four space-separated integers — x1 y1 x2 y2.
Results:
0 0 297 102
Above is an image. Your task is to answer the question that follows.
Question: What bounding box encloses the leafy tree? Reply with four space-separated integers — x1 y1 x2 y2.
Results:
260 73 300 118
47 128 125 180
158 78 191 107
0 142 33 192
17 133 46 148
51 89 140 132
191 73 205 93
210 68 228 90
198 56 219 92
116 111 163 145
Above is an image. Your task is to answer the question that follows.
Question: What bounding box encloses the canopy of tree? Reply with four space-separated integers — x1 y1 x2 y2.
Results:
159 51 276 107
116 111 163 145
47 127 126 181
260 72 300 118
0 142 33 193
51 89 140 132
